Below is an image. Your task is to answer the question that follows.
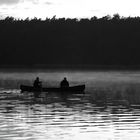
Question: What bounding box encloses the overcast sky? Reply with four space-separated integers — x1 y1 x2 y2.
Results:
0 0 140 19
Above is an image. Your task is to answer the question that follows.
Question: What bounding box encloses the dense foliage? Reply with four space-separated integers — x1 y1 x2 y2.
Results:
0 15 140 69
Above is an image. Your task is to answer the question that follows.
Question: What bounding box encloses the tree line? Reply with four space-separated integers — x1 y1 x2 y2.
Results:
0 14 140 69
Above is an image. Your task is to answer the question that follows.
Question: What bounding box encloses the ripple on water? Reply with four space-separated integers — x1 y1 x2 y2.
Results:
0 88 140 140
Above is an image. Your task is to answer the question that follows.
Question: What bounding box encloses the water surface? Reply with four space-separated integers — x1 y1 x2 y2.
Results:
0 70 140 140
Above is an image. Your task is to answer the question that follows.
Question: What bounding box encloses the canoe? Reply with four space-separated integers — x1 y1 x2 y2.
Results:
20 85 85 93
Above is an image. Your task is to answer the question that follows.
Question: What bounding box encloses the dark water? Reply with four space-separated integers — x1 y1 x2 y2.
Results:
0 70 140 140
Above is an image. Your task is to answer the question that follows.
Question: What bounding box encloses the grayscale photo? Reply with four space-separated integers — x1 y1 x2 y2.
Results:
0 0 140 140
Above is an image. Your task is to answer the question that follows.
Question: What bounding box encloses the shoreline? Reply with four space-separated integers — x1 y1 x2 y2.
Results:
0 65 140 72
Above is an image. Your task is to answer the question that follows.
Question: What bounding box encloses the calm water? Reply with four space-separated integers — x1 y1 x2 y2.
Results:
0 70 140 140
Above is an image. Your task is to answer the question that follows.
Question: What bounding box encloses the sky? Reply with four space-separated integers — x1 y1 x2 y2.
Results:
0 0 140 19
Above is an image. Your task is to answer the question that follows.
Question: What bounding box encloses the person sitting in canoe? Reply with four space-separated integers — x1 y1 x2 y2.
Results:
60 77 69 88
33 77 42 89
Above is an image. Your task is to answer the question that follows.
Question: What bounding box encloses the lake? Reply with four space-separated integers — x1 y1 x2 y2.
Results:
0 70 140 140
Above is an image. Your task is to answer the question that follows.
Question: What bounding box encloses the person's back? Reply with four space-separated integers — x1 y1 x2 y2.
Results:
33 77 42 88
60 77 69 88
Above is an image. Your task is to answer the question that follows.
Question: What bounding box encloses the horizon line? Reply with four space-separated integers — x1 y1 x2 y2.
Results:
1 14 140 21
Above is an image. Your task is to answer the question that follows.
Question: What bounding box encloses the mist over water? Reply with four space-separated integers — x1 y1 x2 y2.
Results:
0 70 140 140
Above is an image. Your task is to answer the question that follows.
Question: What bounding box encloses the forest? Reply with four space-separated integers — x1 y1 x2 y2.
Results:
0 14 140 69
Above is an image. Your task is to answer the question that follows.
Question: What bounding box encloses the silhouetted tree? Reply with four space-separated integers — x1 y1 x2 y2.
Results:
0 15 139 69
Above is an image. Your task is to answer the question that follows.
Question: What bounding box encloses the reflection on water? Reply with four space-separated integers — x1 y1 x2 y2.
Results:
0 71 140 139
